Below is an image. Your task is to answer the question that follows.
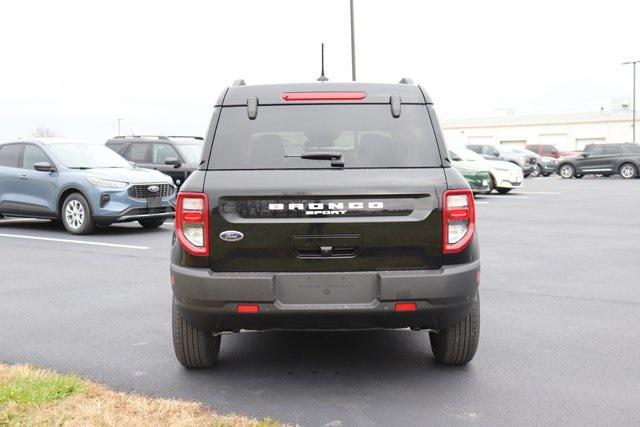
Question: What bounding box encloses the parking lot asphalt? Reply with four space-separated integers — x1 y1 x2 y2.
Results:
1 176 639 426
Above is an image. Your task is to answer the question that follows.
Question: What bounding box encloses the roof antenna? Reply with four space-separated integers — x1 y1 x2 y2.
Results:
317 43 329 82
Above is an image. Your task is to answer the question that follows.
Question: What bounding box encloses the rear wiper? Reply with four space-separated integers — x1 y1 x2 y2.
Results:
297 151 342 160
288 151 344 167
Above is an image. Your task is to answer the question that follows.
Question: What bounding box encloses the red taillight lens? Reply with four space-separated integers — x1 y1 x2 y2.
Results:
282 91 367 101
236 304 260 313
442 189 475 254
176 192 209 256
394 302 417 312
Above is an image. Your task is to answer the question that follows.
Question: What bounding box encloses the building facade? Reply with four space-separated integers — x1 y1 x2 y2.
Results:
442 99 636 151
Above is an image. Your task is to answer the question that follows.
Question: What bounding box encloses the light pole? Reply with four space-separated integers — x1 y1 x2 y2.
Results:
622 60 640 143
117 118 123 136
349 0 356 81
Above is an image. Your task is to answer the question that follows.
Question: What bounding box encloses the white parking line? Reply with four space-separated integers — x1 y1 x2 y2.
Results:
490 195 530 199
515 191 562 195
0 233 149 250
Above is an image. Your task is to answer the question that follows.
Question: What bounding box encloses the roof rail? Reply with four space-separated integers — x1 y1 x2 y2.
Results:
166 135 204 140
232 79 246 86
112 135 170 140
399 77 414 84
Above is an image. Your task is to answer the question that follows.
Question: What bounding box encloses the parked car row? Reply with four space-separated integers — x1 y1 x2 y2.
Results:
449 148 523 194
460 141 640 182
0 135 205 234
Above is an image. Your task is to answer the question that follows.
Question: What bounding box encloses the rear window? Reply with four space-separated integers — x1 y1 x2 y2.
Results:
209 105 441 169
623 144 640 154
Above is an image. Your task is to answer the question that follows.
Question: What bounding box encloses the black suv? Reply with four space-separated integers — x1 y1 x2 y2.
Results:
557 143 640 179
106 135 204 187
170 80 480 368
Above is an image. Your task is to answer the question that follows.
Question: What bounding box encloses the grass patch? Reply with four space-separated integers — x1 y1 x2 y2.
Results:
0 364 280 426
0 370 82 405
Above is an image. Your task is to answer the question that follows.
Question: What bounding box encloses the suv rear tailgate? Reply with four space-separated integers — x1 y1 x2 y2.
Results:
205 168 446 272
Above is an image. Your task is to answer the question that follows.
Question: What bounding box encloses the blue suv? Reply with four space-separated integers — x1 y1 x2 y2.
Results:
0 138 176 234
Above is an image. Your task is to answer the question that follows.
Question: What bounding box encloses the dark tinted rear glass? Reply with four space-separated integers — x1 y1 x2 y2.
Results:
0 144 21 167
623 144 640 154
209 105 442 169
106 141 130 155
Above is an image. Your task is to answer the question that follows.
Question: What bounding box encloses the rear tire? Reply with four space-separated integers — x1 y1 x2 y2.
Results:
619 163 637 179
61 193 95 235
496 188 512 194
172 300 220 368
139 218 166 229
559 164 575 179
430 296 480 365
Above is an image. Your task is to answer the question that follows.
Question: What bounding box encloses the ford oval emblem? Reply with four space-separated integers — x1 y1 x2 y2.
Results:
219 230 244 242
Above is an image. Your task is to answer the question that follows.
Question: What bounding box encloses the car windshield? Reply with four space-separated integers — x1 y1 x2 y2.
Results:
209 105 442 169
177 144 203 164
48 143 132 169
451 148 484 162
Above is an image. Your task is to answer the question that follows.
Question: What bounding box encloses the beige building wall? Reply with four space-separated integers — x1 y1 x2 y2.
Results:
442 103 636 151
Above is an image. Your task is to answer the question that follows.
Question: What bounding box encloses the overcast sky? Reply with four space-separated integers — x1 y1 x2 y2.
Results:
1 0 639 140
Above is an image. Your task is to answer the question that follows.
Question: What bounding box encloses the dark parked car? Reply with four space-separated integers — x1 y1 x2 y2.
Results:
171 80 480 368
526 150 558 177
557 143 640 179
0 138 175 234
106 135 204 187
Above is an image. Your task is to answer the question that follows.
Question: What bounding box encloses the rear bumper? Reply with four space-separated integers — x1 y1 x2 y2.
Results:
171 261 480 332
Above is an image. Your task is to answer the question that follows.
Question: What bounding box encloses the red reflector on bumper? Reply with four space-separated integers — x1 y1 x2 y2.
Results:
236 304 260 313
394 302 417 312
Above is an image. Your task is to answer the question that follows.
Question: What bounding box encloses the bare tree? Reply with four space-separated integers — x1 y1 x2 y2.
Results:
30 127 58 137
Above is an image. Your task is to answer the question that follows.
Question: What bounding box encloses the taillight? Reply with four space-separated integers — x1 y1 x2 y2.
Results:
176 192 209 256
442 189 475 254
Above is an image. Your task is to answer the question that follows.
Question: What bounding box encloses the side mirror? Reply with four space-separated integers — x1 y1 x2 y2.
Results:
33 162 55 172
493 151 500 157
165 157 181 166
580 152 589 158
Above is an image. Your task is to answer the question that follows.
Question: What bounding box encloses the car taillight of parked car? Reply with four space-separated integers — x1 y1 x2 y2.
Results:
442 189 475 254
176 192 209 256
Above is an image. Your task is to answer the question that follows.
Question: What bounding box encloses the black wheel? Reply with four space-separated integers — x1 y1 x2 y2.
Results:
531 164 542 177
173 300 220 368
61 193 95 235
488 175 496 194
496 188 512 194
559 164 575 179
619 163 637 179
430 295 480 365
138 218 166 229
